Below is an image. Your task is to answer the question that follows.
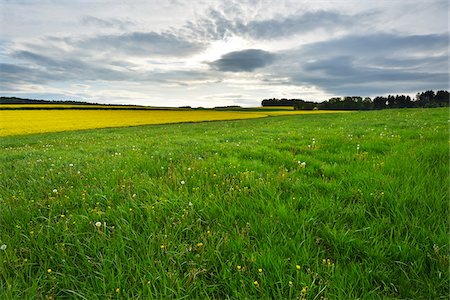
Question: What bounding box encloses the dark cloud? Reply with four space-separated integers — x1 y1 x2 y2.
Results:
0 62 68 87
1 50 212 89
297 33 449 58
274 33 449 96
4 50 140 86
210 49 275 72
0 26 208 89
0 63 36 85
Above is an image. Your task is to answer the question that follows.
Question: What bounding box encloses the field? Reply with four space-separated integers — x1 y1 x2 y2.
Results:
0 108 448 299
0 108 348 137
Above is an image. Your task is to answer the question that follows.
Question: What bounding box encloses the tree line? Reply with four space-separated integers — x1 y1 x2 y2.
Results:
261 90 449 110
0 97 100 105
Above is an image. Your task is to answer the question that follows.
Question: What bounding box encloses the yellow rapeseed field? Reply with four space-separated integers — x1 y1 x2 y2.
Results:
0 109 350 136
0 104 149 109
0 110 267 136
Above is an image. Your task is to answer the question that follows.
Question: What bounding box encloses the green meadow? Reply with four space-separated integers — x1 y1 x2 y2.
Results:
0 108 448 299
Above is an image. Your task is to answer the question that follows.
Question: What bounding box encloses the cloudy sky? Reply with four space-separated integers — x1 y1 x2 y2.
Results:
0 0 448 107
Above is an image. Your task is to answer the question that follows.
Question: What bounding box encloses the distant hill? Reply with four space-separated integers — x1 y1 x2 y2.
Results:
0 97 104 105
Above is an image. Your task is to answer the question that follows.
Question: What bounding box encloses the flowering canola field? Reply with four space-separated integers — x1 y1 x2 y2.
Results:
0 110 266 136
0 109 348 136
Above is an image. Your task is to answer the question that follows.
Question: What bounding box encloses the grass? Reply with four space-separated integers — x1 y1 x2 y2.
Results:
0 108 448 299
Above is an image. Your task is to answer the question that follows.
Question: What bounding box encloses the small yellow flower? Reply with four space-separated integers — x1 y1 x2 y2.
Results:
115 288 120 293
253 280 259 286
289 281 293 287
197 242 203 247
47 268 52 273
237 265 241 270
301 286 308 295
296 264 301 270
258 268 262 273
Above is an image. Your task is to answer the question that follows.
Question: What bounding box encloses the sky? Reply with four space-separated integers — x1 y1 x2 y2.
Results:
0 0 448 107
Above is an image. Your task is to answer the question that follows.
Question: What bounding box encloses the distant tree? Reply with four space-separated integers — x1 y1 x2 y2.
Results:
387 95 397 108
260 89 448 111
373 96 387 109
435 90 449 106
293 100 317 110
362 97 373 110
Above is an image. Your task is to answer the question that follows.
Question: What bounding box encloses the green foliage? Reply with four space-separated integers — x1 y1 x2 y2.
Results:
0 108 448 299
264 90 450 110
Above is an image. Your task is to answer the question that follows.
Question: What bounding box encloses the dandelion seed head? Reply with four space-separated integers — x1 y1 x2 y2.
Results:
0 244 6 250
95 221 102 228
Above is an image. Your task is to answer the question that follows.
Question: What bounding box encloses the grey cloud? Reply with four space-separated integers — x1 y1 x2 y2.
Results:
81 15 135 30
2 49 212 88
79 31 205 57
184 9 371 41
210 49 275 72
0 63 36 85
272 32 449 96
0 63 71 94
9 50 136 83
298 33 449 58
241 11 361 39
140 70 215 86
